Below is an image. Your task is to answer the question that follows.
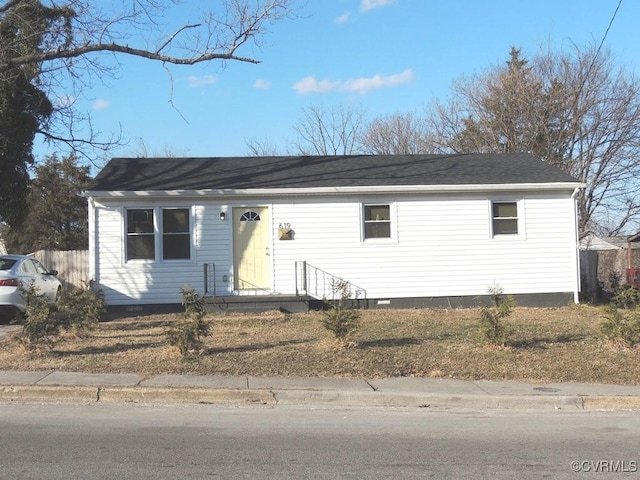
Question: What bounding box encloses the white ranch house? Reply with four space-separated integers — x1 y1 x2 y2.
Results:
85 153 584 310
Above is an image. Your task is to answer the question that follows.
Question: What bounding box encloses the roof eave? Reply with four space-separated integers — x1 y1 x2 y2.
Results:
84 182 585 199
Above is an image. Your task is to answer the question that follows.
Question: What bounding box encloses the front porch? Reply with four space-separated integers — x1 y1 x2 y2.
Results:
202 261 367 314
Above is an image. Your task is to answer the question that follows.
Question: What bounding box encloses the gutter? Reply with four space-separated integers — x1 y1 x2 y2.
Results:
83 182 586 199
571 187 582 304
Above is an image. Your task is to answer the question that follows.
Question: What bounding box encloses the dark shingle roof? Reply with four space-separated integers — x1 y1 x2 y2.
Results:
89 153 580 192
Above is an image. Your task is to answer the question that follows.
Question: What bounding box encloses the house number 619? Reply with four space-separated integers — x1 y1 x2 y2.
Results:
279 223 291 229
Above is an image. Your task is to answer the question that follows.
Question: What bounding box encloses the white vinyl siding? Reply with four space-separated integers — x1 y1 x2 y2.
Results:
271 193 578 299
92 202 207 305
90 189 580 305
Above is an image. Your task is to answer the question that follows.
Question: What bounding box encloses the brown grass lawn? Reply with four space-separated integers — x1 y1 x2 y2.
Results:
1 304 639 384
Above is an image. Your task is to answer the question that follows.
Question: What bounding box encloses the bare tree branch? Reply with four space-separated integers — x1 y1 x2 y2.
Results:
423 44 640 235
292 104 367 156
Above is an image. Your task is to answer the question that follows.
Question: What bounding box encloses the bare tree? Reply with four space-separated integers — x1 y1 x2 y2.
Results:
361 111 437 154
0 0 297 224
244 138 283 156
1 0 297 150
292 104 367 155
130 138 190 158
425 45 640 236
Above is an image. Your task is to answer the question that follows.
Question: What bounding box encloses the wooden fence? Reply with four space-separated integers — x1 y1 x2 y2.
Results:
31 250 89 289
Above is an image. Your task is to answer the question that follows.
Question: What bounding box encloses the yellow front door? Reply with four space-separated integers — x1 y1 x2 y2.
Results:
233 207 270 290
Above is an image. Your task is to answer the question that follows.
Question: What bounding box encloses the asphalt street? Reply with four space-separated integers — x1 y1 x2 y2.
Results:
1 404 639 479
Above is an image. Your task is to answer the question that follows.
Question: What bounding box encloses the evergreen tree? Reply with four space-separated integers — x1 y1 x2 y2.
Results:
5 153 90 253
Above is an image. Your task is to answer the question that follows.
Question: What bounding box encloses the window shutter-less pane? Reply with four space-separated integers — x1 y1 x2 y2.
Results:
365 222 391 239
127 236 155 260
365 205 390 221
163 235 190 260
492 203 517 218
127 209 154 233
364 204 391 239
162 208 191 260
493 219 518 235
492 202 518 235
126 209 155 260
163 209 189 233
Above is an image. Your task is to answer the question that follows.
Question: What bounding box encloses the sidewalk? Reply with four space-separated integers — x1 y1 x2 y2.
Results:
2 370 640 410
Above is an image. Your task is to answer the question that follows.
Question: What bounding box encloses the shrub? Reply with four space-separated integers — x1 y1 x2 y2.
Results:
166 285 210 355
321 279 361 345
166 318 211 356
601 304 640 348
611 285 640 309
57 283 106 335
181 284 206 321
478 286 515 346
15 285 58 351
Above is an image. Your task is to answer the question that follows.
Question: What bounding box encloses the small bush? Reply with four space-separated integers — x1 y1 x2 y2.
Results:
15 285 58 351
611 285 640 309
321 279 361 345
181 284 206 321
601 304 640 348
57 283 106 335
166 318 211 355
166 285 210 355
478 286 515 346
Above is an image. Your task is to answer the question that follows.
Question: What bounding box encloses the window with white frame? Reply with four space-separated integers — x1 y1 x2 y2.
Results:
363 204 391 240
491 201 519 236
125 207 192 261
162 208 191 260
126 209 155 260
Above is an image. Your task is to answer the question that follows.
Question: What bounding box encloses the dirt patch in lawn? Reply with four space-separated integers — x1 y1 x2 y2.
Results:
0 305 639 384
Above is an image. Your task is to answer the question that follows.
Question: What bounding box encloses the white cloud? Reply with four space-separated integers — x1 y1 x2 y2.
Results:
92 99 110 110
360 0 394 12
187 75 217 88
341 69 415 94
292 76 341 94
335 11 350 23
293 69 414 95
254 79 272 89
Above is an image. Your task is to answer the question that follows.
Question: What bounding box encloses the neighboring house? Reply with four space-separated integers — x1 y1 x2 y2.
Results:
85 153 584 310
580 234 640 299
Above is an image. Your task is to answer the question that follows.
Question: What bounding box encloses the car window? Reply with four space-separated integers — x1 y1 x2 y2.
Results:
0 258 17 270
33 260 49 275
21 259 37 275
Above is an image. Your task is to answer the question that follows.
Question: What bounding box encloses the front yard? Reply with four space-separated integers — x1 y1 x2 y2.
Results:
0 305 638 384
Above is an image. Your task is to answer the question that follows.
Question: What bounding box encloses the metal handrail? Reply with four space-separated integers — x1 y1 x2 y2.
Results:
204 263 278 297
295 261 367 300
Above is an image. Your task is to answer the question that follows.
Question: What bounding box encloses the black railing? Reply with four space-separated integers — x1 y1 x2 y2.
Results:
203 263 276 297
204 263 215 296
295 261 367 301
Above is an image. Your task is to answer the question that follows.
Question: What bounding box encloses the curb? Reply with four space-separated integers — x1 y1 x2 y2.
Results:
0 385 623 410
98 387 276 405
0 385 98 403
0 385 276 406
271 390 586 409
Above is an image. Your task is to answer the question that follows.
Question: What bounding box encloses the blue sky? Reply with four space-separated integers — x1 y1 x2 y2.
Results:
35 0 640 165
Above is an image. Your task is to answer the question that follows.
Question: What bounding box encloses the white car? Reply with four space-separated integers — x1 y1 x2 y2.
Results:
0 254 62 316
